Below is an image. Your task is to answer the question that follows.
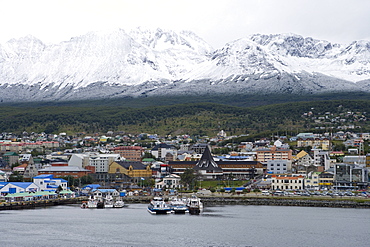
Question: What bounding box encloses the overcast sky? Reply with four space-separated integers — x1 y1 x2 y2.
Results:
1 0 369 49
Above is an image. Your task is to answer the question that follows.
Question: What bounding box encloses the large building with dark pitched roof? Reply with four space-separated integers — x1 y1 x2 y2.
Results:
169 146 264 180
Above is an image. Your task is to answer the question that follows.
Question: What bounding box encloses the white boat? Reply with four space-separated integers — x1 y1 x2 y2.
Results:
113 198 125 208
186 195 203 215
168 196 189 214
104 196 114 208
87 196 98 208
147 197 172 215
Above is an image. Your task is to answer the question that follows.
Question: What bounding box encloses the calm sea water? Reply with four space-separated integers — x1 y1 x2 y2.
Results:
1 204 369 247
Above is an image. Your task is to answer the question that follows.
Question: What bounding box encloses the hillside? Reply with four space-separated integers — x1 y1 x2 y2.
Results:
1 98 369 137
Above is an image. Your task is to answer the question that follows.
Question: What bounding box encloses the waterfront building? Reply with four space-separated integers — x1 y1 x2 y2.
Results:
168 146 264 180
305 171 321 190
92 188 119 199
0 182 39 194
271 174 305 190
193 146 223 180
33 174 68 191
155 174 182 190
318 172 334 189
334 163 368 190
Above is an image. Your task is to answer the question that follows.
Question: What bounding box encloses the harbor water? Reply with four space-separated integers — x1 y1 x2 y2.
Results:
1 204 369 247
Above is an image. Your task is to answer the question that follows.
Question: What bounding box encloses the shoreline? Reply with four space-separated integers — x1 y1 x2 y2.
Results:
1 195 369 210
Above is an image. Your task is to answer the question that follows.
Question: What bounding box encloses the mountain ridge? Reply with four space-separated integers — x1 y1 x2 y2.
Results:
1 28 369 102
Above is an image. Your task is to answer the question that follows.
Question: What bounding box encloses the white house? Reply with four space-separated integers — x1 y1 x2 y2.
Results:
92 189 119 198
33 174 68 191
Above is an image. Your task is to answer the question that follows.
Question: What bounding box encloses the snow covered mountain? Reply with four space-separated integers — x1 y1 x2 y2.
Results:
0 29 369 102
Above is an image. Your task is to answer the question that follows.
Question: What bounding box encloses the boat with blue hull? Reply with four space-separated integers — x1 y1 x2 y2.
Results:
147 197 172 215
168 197 189 214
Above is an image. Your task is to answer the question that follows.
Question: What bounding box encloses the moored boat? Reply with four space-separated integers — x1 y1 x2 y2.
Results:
104 196 114 208
81 201 88 208
168 196 189 214
96 198 105 208
86 197 98 208
186 195 203 215
113 198 125 208
147 197 172 215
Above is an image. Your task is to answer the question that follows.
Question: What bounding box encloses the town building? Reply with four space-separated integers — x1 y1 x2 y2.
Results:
169 146 264 180
68 153 122 172
151 143 177 160
38 166 92 178
271 174 305 190
312 149 331 170
112 146 143 161
155 174 182 190
33 174 68 191
2 152 19 166
297 138 330 150
334 163 368 190
109 160 152 183
256 146 292 163
0 182 39 194
267 160 292 174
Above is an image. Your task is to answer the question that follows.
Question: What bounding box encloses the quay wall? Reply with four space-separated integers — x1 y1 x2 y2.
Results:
200 197 370 208
0 198 84 211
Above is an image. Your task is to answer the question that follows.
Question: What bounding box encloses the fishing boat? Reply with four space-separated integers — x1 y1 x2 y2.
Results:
168 196 189 214
186 195 203 215
147 197 172 215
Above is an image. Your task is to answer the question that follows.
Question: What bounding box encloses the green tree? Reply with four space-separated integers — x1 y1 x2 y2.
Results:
8 171 24 182
180 168 196 190
80 175 94 186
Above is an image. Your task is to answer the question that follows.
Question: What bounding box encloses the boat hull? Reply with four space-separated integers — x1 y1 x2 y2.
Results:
147 207 172 214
